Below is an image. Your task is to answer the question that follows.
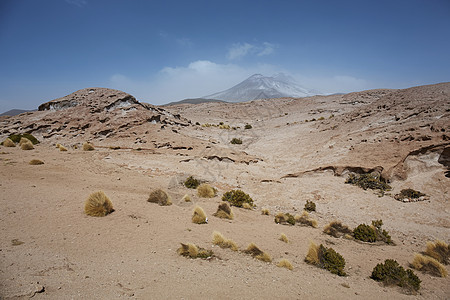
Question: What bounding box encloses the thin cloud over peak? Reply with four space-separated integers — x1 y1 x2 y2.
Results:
65 0 87 7
227 42 278 60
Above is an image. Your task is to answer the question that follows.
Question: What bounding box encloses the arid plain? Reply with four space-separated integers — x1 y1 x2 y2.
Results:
1 83 449 299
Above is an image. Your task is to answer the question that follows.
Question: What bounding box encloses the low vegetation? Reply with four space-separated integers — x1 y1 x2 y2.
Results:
261 208 270 215
323 221 353 238
295 211 318 228
279 233 289 243
411 253 447 277
83 142 95 151
395 188 426 200
304 200 316 212
177 243 213 259
230 138 242 145
197 183 216 198
84 191 114 217
19 137 32 146
305 242 346 276
345 172 391 194
2 138 16 147
184 176 200 189
222 189 254 208
213 202 233 220
424 240 449 265
244 243 272 262
212 231 238 251
59 145 68 151
192 206 207 224
182 194 191 202
277 259 293 270
371 259 421 293
20 140 34 150
9 133 39 145
274 212 296 225
29 159 44 165
353 220 392 244
244 124 252 129
147 189 172 206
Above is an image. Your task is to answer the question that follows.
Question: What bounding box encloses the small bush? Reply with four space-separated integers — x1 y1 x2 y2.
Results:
213 202 233 220
323 221 353 238
19 137 32 146
184 176 200 189
295 211 318 228
275 212 296 225
353 224 377 243
244 124 252 129
371 259 421 293
395 188 426 200
230 138 242 145
29 159 44 165
304 200 316 212
84 191 114 217
83 142 95 151
148 189 172 206
345 173 391 193
277 259 293 270
279 233 289 243
424 240 449 265
197 183 216 198
411 253 447 277
9 133 39 145
177 243 213 259
3 138 15 147
192 206 207 224
371 219 392 244
261 208 270 215
244 243 272 262
305 242 346 276
59 145 68 151
182 194 191 202
222 189 254 207
20 141 34 150
212 231 238 251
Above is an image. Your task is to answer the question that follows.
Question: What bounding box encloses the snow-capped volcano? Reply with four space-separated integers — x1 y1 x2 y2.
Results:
203 73 320 102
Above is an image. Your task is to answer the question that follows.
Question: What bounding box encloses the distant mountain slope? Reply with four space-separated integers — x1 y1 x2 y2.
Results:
163 98 227 106
0 109 35 116
203 73 320 102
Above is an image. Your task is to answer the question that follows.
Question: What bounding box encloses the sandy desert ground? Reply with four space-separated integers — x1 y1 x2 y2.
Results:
0 84 449 299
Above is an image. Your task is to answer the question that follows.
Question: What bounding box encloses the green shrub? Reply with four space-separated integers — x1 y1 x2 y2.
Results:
395 188 426 201
9 133 39 145
372 219 393 244
230 138 242 144
244 124 252 129
371 259 421 293
345 173 391 193
304 200 316 212
222 190 253 207
318 245 346 276
184 176 200 189
353 224 377 242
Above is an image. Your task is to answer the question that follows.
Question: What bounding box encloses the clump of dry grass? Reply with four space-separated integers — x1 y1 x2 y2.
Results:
177 243 213 259
274 212 295 225
212 231 238 251
261 208 270 215
279 233 289 243
277 259 293 270
29 159 44 165
20 141 34 150
147 189 172 206
3 138 16 147
19 137 32 146
83 142 95 151
411 253 447 277
305 241 320 265
323 221 353 238
182 194 191 202
295 211 318 228
424 240 449 265
59 145 68 151
244 243 272 262
197 183 216 198
84 191 114 217
213 202 233 220
192 206 207 224
242 202 252 210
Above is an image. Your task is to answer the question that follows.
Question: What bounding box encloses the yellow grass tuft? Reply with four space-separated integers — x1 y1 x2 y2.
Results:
59 145 68 151
83 142 95 151
56 143 61 148
20 141 34 150
305 241 320 265
279 233 289 243
19 137 32 146
244 243 272 262
213 202 233 220
277 259 293 270
411 253 447 277
424 240 449 265
177 243 199 258
197 183 216 198
242 202 252 210
182 194 192 202
261 208 270 215
323 221 353 238
192 206 207 224
84 191 114 217
212 231 238 251
3 138 16 147
295 211 318 228
148 189 172 206
29 159 44 165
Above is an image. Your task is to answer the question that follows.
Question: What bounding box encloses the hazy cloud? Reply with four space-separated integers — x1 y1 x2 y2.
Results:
257 42 277 56
227 43 254 60
65 0 87 7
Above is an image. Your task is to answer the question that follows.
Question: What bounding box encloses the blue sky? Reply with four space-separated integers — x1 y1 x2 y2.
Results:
0 0 449 112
